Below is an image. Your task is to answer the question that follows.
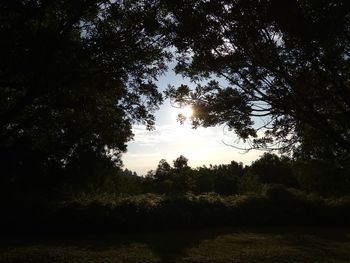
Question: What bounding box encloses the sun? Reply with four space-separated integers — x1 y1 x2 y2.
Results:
171 105 194 124
179 105 193 119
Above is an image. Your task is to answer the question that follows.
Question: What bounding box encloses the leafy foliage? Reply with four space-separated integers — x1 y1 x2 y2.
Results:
143 154 350 197
249 153 298 187
3 190 350 234
162 0 350 158
0 0 170 194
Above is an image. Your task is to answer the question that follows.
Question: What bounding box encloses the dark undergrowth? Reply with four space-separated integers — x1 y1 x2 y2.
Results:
2 186 350 235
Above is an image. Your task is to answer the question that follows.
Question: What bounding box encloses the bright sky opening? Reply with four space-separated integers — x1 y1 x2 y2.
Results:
122 66 262 176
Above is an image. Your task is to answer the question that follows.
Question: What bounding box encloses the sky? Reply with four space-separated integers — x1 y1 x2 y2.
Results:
122 66 263 176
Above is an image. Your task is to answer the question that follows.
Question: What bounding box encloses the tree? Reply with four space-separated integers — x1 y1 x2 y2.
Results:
147 155 193 194
0 0 170 194
173 155 190 172
162 0 350 158
249 153 298 187
155 159 172 179
171 155 193 193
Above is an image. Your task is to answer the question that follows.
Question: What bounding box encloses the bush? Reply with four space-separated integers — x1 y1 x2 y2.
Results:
1 192 350 234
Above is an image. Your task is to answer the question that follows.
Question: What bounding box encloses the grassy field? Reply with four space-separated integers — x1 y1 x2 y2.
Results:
1 227 350 263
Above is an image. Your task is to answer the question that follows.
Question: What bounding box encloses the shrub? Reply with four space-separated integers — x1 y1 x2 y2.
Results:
2 192 350 234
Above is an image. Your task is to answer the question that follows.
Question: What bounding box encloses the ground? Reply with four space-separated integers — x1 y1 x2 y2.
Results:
1 227 350 262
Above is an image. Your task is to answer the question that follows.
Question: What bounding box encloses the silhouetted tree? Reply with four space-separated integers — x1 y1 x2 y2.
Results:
212 161 243 195
163 0 350 158
155 159 172 179
193 166 215 193
0 0 169 195
249 153 298 188
173 155 190 172
151 159 173 194
293 158 350 196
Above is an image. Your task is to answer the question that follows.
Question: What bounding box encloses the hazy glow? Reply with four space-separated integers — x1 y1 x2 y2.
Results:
169 105 194 124
122 117 262 176
178 105 193 119
121 64 262 176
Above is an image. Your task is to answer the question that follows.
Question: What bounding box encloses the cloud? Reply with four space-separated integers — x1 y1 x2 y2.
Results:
129 123 227 148
123 123 262 175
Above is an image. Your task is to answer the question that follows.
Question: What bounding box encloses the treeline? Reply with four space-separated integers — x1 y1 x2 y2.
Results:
3 152 349 201
2 154 350 233
89 153 350 198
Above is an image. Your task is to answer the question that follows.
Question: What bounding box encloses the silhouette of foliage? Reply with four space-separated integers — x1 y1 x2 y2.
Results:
144 154 350 197
0 0 170 194
3 191 350 234
163 0 350 157
249 153 298 187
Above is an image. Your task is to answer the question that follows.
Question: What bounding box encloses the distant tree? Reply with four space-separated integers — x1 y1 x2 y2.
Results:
172 155 195 193
294 158 350 196
0 0 170 194
119 168 138 177
150 159 173 194
173 155 190 172
163 0 350 158
249 153 298 187
193 166 215 193
155 159 172 179
213 161 243 195
148 155 193 194
114 172 143 196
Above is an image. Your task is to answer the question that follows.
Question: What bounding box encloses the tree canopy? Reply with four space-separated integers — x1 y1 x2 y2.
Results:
163 0 350 159
2 0 350 195
0 0 170 192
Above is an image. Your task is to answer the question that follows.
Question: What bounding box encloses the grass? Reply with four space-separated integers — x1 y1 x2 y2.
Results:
1 227 350 262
